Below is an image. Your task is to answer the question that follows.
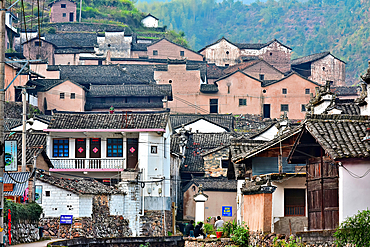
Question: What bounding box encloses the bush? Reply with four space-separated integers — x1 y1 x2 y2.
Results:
222 219 238 238
231 222 249 246
272 236 303 247
203 223 216 235
4 200 43 223
334 209 370 247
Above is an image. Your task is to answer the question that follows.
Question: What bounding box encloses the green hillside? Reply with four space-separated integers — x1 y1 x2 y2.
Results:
138 0 370 85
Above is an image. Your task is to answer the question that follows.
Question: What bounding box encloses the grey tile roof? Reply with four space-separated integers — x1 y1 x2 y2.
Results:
291 51 345 65
183 176 237 192
87 84 172 98
36 173 123 195
4 172 30 196
4 132 49 165
334 99 361 115
28 79 86 92
232 127 302 163
170 114 235 131
48 110 170 130
131 42 151 51
5 118 22 131
44 33 97 48
200 84 218 93
85 102 164 110
58 64 156 86
304 114 370 160
54 47 95 54
331 86 359 96
206 63 226 79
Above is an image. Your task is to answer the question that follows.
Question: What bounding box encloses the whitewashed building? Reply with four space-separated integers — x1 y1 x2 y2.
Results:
141 14 159 28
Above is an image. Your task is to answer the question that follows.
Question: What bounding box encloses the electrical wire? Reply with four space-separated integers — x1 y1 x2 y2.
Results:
339 164 370 179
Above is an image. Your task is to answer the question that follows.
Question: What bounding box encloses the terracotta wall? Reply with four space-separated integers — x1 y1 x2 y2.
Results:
243 62 284 81
23 40 55 65
50 0 76 23
243 193 272 233
38 80 85 112
29 63 60 79
4 64 29 102
54 53 79 65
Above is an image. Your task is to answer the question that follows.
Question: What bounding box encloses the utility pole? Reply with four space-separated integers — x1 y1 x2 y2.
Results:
79 0 82 22
22 87 26 172
0 0 6 245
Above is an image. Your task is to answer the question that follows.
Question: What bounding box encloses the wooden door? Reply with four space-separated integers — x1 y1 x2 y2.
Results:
127 138 138 169
307 156 339 230
75 138 86 169
89 138 101 168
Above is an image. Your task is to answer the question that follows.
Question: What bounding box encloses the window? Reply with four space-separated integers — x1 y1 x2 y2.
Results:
301 104 306 112
98 60 103 65
305 89 310 94
322 67 325 71
281 104 289 112
226 51 229 55
225 64 229 67
180 51 184 56
221 160 228 169
210 99 218 113
62 13 66 17
61 3 66 8
328 81 334 85
70 93 75 99
169 80 172 83
53 139 69 157
60 93 65 99
282 88 287 94
45 191 50 197
259 74 264 80
284 189 305 216
107 138 123 157
263 89 267 93
270 52 272 56
153 50 158 56
151 145 158 154
35 41 41 47
239 99 247 106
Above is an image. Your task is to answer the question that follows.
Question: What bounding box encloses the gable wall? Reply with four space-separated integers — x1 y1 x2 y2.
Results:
310 55 345 86
147 40 203 61
50 0 76 23
38 80 85 112
23 40 55 65
259 42 291 73
174 119 227 133
243 62 284 81
263 74 317 119
142 16 158 28
203 147 229 177
29 64 60 79
36 180 80 217
4 64 29 102
201 39 240 66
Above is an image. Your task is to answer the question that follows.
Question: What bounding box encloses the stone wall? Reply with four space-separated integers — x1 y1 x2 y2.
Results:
203 147 229 177
140 210 172 237
4 222 39 245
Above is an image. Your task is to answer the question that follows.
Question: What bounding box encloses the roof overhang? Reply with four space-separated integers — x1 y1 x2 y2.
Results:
44 128 166 132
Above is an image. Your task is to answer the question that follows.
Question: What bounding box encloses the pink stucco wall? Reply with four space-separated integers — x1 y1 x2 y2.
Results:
38 80 85 112
49 0 77 23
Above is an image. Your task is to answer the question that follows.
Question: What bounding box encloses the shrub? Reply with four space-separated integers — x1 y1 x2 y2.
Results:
4 200 43 223
334 209 370 247
231 222 249 246
203 223 216 235
222 219 238 237
272 236 303 247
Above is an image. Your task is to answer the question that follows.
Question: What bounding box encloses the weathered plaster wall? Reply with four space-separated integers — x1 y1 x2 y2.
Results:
258 42 291 73
4 63 29 102
243 193 272 233
23 40 55 65
29 64 60 79
243 61 284 81
201 39 240 66
310 54 345 86
54 53 80 65
38 80 85 112
203 147 229 177
204 191 237 222
142 16 158 28
97 32 131 58
147 39 203 61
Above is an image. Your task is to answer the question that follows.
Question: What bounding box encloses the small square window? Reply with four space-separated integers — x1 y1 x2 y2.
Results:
221 160 228 169
153 50 158 56
225 64 229 67
305 89 310 94
239 99 247 106
180 51 184 56
61 4 66 8
281 104 289 112
60 93 65 99
70 93 75 99
259 74 264 80
35 41 41 47
46 191 50 197
301 104 306 112
62 13 66 17
151 145 157 154
282 88 287 94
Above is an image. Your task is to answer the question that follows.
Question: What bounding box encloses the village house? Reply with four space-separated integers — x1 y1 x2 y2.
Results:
48 0 77 23
199 37 292 73
291 51 346 87
141 14 159 28
5 12 17 51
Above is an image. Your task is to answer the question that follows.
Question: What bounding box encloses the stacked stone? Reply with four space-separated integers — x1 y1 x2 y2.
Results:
185 239 237 247
3 222 39 245
140 210 172 237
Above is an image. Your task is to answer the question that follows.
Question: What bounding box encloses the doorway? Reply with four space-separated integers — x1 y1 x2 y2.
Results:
263 104 271 118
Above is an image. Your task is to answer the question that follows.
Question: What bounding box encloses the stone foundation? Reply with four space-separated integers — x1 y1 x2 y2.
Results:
140 210 172 236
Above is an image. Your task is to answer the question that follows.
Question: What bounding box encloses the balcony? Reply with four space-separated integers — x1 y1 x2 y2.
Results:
50 158 125 171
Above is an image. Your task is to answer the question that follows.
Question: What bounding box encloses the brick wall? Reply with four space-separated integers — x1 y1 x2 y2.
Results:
50 0 77 23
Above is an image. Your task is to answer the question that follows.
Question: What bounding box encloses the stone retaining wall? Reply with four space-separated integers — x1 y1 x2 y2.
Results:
3 222 40 245
140 210 172 237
